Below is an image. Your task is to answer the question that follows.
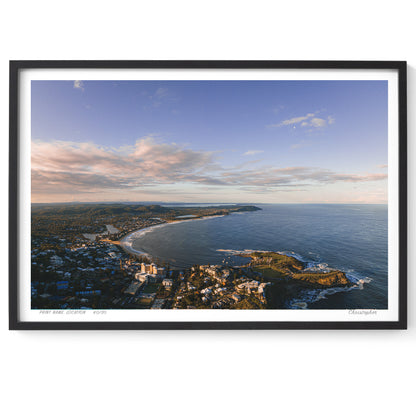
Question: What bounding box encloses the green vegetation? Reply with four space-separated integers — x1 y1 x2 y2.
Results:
137 298 153 307
252 265 287 279
32 203 260 218
142 283 160 294
292 270 350 286
231 297 266 310
249 251 304 269
247 251 304 279
246 251 351 288
31 203 261 241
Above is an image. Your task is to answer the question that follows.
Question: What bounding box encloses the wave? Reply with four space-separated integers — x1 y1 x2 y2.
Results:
277 250 308 263
122 223 168 244
288 271 372 309
216 247 372 309
122 215 226 245
216 248 269 255
120 215 227 260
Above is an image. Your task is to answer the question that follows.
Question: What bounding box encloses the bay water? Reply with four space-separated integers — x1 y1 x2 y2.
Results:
130 204 387 309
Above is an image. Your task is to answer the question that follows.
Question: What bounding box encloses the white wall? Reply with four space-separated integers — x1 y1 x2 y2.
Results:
1 1 414 415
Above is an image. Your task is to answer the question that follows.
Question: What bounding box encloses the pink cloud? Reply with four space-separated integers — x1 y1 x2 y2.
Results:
32 137 219 194
31 138 387 199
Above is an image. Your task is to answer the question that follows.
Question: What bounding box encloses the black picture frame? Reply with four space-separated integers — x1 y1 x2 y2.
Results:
9 60 407 330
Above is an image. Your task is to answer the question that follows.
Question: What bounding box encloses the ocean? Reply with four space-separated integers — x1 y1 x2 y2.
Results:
129 204 388 309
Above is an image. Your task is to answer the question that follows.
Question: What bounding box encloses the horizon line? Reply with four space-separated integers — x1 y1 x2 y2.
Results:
30 201 388 205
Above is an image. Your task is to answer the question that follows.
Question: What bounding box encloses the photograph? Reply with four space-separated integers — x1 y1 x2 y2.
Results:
9 61 407 329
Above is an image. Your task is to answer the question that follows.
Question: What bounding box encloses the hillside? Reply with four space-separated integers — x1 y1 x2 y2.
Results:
246 251 351 288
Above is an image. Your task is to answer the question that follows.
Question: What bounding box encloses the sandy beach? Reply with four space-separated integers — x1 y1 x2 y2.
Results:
117 214 226 260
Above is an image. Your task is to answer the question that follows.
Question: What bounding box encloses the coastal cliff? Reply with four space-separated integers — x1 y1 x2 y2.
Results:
245 251 351 288
291 270 350 286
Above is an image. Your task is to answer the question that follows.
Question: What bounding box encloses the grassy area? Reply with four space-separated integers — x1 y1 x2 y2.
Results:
292 271 350 286
249 251 350 287
137 298 153 307
252 265 287 279
250 251 304 270
232 297 265 309
142 283 160 294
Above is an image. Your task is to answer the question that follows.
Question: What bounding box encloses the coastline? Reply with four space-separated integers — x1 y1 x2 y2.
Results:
112 208 375 310
118 214 227 260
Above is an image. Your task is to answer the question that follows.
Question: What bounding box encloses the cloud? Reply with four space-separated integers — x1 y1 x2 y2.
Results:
217 167 387 191
146 87 172 108
243 150 264 156
273 105 285 114
31 137 219 194
73 80 84 91
271 113 315 127
270 113 335 129
31 138 387 198
377 164 388 169
309 118 326 128
291 140 311 149
154 87 168 98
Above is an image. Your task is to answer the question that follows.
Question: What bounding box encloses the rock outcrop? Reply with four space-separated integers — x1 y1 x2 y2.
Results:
247 251 352 288
291 270 351 287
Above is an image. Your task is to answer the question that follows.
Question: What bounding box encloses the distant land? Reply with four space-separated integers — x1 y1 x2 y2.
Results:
31 201 255 206
31 203 260 220
31 201 388 206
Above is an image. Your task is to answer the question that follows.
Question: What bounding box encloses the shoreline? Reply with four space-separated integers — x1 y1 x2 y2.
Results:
117 214 227 260
101 215 373 309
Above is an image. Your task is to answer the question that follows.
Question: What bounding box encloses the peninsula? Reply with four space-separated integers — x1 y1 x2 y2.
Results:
245 251 351 287
30 203 353 310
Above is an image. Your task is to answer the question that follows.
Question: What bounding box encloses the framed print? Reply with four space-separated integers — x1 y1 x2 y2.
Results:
9 60 407 330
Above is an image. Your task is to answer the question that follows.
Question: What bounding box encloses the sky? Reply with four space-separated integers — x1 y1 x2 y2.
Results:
31 79 388 204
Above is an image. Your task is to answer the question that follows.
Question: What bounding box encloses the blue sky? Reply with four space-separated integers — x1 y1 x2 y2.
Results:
31 80 388 203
